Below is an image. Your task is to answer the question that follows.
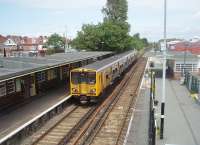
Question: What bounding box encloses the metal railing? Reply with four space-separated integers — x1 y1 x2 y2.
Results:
149 71 156 145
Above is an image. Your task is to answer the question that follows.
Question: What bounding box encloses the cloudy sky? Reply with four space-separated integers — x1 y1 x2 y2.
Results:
0 0 200 41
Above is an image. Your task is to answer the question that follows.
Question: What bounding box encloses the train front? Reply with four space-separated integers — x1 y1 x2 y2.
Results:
70 68 97 102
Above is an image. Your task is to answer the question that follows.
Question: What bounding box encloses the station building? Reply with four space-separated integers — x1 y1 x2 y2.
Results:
167 51 199 79
0 51 113 108
148 51 200 79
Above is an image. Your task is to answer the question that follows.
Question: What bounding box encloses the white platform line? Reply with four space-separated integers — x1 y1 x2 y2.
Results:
123 58 149 145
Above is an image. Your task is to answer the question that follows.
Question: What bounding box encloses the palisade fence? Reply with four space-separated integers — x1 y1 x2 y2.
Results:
149 71 156 145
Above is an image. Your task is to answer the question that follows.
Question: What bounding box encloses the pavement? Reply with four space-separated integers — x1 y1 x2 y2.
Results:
0 85 69 139
155 79 200 145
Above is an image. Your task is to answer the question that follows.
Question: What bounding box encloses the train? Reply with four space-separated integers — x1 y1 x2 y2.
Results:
70 51 137 102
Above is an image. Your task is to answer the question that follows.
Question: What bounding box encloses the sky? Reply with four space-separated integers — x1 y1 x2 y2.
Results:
0 0 200 41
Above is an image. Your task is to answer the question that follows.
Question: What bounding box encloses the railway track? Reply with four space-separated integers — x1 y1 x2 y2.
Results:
68 58 147 145
27 57 147 145
32 106 91 145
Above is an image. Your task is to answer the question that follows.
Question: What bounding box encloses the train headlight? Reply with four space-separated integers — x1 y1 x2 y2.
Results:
72 88 78 93
90 89 96 94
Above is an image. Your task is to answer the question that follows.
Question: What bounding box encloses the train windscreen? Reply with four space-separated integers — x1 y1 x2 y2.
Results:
87 72 96 84
71 72 96 84
71 72 80 84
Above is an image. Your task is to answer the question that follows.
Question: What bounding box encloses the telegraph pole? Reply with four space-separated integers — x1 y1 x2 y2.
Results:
160 0 167 139
64 25 68 52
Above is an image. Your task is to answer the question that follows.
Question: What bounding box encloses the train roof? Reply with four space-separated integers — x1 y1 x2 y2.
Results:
81 50 135 71
0 51 113 81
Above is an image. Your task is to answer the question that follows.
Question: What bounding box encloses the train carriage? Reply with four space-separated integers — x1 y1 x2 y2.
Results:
70 51 136 102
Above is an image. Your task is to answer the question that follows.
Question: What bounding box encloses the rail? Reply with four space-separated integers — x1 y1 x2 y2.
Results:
0 95 71 145
67 58 147 145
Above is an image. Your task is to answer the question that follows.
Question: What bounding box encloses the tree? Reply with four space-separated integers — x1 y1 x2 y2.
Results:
130 34 149 50
72 21 133 53
46 33 65 52
102 0 128 22
72 24 103 51
72 0 149 52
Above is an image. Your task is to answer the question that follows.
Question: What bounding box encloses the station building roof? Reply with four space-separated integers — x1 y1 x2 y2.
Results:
167 51 199 61
0 51 112 81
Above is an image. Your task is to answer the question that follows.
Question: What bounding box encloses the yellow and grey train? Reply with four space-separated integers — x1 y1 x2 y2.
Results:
70 51 137 102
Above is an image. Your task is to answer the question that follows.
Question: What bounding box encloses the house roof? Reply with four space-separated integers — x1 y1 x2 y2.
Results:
0 35 6 44
169 41 200 55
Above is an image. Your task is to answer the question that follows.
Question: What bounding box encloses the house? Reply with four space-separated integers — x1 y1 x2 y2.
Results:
21 36 48 51
0 35 6 49
167 51 199 79
0 35 49 56
167 40 200 79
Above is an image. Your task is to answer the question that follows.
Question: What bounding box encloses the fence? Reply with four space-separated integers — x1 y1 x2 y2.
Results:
149 71 156 145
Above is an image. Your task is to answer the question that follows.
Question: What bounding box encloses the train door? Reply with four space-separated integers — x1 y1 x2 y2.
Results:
79 72 89 95
98 73 102 94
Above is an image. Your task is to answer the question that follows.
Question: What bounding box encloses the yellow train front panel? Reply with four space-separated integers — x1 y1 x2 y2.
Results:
70 69 101 98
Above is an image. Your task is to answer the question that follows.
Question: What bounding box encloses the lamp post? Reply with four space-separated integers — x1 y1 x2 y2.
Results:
160 0 167 139
183 42 189 76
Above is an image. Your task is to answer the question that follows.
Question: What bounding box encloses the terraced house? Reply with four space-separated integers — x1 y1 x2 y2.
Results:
0 35 48 56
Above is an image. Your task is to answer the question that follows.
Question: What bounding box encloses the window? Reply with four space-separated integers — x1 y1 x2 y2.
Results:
71 72 96 84
0 82 6 97
71 72 80 84
37 72 46 83
47 69 57 80
52 69 57 79
87 72 96 84
7 80 15 94
80 73 87 83
63 66 69 74
15 79 21 92
175 63 198 73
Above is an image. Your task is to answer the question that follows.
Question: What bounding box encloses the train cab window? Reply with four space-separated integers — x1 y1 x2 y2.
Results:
71 72 80 84
80 73 87 83
71 72 96 84
87 72 96 84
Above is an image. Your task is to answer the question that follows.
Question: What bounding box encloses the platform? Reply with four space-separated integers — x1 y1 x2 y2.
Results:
155 79 200 145
124 75 200 145
124 71 150 145
0 86 70 139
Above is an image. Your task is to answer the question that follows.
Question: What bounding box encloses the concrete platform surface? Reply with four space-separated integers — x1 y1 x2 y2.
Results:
156 79 200 145
125 76 150 145
0 86 69 139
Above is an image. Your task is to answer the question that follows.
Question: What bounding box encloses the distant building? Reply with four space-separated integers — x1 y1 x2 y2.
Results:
168 40 200 55
0 35 48 56
167 51 199 79
0 35 6 49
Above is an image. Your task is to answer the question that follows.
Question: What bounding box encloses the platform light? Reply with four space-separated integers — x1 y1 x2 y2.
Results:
160 0 167 139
